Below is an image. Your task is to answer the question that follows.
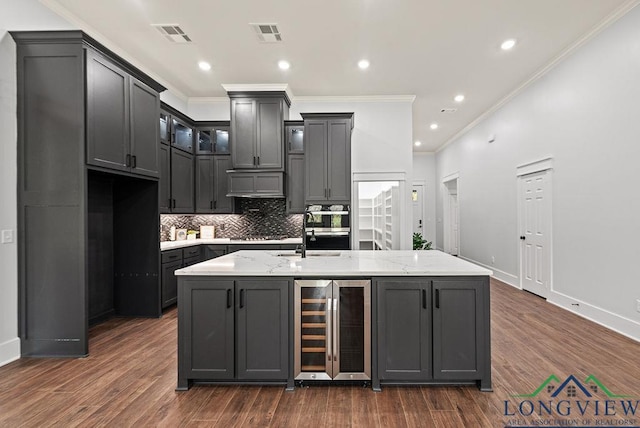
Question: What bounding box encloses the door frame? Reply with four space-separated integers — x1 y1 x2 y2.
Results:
352 172 409 250
442 173 460 256
412 180 426 237
516 157 553 295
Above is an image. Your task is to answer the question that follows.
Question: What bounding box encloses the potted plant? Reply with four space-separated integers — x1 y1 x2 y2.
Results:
412 232 432 250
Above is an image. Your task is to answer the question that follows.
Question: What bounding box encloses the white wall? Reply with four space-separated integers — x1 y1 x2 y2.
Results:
0 0 74 366
412 153 437 245
435 5 640 340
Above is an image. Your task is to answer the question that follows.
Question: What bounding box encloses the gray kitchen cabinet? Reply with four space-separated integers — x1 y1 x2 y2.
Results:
170 148 194 213
161 257 181 308
195 155 214 213
159 143 171 213
376 279 432 381
179 279 235 381
159 110 171 145
229 93 290 170
301 113 353 204
160 247 203 309
236 280 289 379
13 30 164 357
171 116 194 153
86 51 160 178
227 170 284 198
177 278 290 388
286 154 305 213
432 278 488 383
373 276 491 391
203 245 228 260
286 122 304 153
213 156 234 213
196 124 230 155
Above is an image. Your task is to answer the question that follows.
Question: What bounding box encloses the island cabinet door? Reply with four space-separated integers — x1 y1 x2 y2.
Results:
180 279 235 380
432 278 486 380
236 279 290 380
376 279 432 381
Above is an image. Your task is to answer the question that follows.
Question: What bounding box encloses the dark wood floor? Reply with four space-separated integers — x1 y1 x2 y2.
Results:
1 279 639 427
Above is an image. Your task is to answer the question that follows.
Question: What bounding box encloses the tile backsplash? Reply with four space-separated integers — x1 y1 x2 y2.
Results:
160 198 303 241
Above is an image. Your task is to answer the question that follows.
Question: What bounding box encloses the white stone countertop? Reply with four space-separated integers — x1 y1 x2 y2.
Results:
161 238 302 251
175 250 492 277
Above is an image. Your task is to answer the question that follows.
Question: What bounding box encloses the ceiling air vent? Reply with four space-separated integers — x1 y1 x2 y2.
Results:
250 23 282 42
152 24 192 43
440 108 457 113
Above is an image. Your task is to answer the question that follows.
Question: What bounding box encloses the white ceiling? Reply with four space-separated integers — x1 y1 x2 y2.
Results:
42 0 635 152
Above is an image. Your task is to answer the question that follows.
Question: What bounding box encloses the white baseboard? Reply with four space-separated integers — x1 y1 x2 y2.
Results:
0 337 20 367
457 255 639 343
548 291 640 343
458 256 520 288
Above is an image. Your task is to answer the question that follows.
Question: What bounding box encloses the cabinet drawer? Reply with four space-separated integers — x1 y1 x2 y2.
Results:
183 246 202 259
161 249 183 264
183 255 201 267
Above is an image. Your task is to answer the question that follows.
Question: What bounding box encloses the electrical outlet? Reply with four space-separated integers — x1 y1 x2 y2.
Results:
1 229 13 244
636 299 640 313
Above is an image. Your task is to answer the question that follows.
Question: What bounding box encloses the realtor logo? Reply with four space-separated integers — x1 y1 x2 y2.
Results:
503 374 639 427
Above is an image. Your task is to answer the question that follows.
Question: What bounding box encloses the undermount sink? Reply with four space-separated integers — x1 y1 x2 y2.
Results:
276 252 341 257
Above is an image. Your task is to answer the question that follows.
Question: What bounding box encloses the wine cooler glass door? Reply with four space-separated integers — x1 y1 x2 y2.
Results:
295 280 333 380
333 280 371 381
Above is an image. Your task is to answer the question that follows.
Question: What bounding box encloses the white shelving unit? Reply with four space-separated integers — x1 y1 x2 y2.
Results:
358 198 374 250
369 185 400 250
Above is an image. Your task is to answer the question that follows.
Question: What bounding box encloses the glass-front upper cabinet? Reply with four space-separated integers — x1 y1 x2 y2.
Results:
172 117 194 153
214 127 230 154
159 111 171 145
196 126 230 154
197 128 212 153
286 124 304 153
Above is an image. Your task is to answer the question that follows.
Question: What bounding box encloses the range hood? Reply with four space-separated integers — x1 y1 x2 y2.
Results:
226 170 285 198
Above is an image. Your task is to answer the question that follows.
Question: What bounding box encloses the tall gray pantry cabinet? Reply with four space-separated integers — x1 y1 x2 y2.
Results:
12 31 166 357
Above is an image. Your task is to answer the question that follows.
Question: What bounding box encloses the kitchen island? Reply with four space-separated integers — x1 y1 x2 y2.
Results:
176 250 492 392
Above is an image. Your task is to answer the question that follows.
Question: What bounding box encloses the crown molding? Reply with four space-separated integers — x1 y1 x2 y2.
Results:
220 83 294 100
436 0 640 154
293 95 416 103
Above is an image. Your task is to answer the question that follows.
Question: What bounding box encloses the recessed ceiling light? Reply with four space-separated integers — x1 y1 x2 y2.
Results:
278 60 290 70
430 123 439 130
501 39 517 50
198 61 211 71
358 59 370 70
414 141 422 147
454 94 465 103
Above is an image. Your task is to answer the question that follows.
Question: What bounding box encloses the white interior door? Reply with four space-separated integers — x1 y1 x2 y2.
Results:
412 184 425 235
518 170 551 298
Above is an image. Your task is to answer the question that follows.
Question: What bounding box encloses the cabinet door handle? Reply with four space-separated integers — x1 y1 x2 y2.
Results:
227 289 232 308
435 289 440 309
168 198 172 208
289 200 292 208
213 200 217 209
324 188 327 198
239 289 245 308
132 155 137 168
253 156 256 166
126 154 131 167
210 200 213 209
328 188 331 198
422 289 427 309
172 199 176 209
257 156 260 165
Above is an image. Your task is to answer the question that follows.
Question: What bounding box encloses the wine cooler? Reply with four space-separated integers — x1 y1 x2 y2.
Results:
294 280 371 381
